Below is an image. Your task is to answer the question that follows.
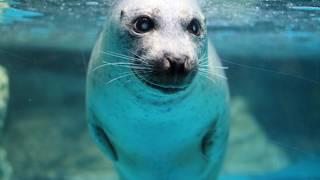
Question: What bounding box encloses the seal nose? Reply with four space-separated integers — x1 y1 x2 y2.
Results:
162 53 192 75
139 52 197 90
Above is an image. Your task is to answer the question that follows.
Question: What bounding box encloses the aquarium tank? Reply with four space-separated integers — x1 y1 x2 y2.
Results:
0 0 319 179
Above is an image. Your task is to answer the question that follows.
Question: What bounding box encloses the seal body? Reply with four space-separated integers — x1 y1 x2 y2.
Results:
86 0 229 179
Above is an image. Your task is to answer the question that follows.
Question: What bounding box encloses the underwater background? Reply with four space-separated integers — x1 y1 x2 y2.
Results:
0 0 319 179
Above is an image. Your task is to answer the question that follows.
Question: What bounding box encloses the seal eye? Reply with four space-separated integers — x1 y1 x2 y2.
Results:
187 19 202 36
133 16 155 33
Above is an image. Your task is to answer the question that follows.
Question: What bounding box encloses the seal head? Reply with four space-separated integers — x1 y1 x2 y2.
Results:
111 0 207 93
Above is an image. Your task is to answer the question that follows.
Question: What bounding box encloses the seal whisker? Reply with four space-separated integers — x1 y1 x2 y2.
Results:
130 57 149 66
198 54 207 60
199 56 208 60
198 61 209 66
103 50 137 59
198 60 208 65
198 65 208 68
198 56 208 62
214 66 229 70
127 50 150 65
199 71 227 80
102 53 137 61
91 63 152 73
102 51 141 61
102 51 134 59
102 61 153 68
198 68 209 72
221 58 320 84
102 62 138 65
198 59 209 64
127 50 148 60
103 50 152 69
198 60 208 64
116 65 152 70
131 67 153 71
198 69 209 74
199 65 229 70
198 72 217 84
105 73 134 86
117 69 153 77
105 50 150 67
198 65 207 69
91 63 109 73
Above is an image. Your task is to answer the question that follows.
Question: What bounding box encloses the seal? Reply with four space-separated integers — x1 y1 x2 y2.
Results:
86 0 229 179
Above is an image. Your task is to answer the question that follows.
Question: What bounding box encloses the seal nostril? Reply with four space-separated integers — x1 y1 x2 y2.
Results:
170 60 186 74
184 61 190 72
163 54 189 75
163 58 171 71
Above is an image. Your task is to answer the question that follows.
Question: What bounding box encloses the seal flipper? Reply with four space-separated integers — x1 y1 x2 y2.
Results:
201 120 217 157
88 113 118 161
200 119 224 179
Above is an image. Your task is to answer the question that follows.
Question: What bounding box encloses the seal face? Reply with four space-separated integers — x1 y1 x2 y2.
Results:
113 0 208 93
86 0 229 179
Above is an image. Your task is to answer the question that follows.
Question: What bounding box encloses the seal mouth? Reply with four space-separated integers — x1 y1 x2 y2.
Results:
132 68 187 94
132 55 190 93
131 55 197 94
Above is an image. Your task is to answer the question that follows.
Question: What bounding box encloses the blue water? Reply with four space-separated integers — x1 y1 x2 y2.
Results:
0 0 319 179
